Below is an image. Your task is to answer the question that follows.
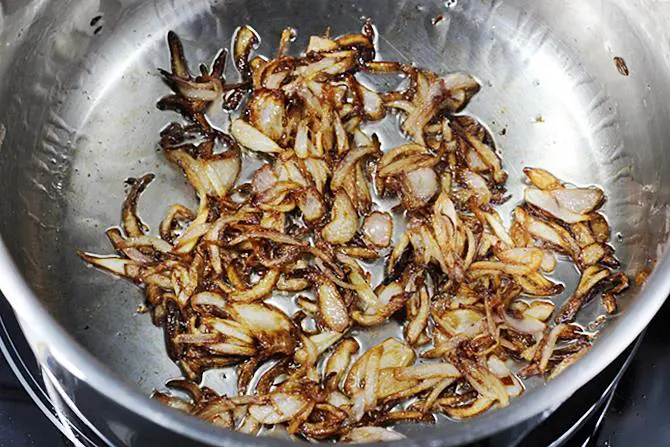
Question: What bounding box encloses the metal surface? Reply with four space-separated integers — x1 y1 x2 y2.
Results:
0 0 670 445
0 295 94 447
595 301 670 446
0 288 645 447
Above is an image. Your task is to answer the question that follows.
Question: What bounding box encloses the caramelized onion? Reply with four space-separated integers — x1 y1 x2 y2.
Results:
81 22 630 441
322 190 359 244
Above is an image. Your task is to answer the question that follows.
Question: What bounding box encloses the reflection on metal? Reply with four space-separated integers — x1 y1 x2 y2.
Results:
0 0 669 445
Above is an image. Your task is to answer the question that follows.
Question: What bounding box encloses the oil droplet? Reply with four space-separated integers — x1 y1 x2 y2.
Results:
444 0 458 8
615 232 624 243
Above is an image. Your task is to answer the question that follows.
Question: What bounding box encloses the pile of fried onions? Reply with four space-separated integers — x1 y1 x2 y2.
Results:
79 22 629 443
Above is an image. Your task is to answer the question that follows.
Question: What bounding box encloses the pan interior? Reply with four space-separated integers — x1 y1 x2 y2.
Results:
0 0 668 442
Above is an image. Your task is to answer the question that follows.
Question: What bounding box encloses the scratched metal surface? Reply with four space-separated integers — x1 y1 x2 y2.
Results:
0 0 670 445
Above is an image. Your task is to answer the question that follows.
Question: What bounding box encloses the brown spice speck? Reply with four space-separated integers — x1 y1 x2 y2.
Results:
432 14 445 25
614 56 630 76
602 294 617 315
635 267 652 286
136 304 149 314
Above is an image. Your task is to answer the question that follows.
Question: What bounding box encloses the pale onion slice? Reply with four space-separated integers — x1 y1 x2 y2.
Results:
559 266 611 322
484 212 514 247
375 369 419 401
233 25 260 78
392 362 461 381
470 260 537 276
324 338 360 390
547 345 591 380
589 213 611 243
208 342 257 356
345 338 415 395
297 188 326 223
295 331 343 366
356 82 385 121
522 300 556 322
551 187 605 215
461 170 492 205
377 282 404 307
248 393 312 424
331 145 379 190
167 77 222 102
252 164 278 194
486 355 524 397
122 174 154 238
402 72 479 145
378 374 442 402
167 149 241 199
421 377 458 412
456 356 509 407
523 167 561 190
578 242 608 267
378 154 437 178
361 346 382 416
229 303 296 356
229 269 279 302
525 188 590 224
404 286 430 346
378 143 428 169
361 211 393 248
433 308 485 337
191 291 228 310
202 317 254 345
343 427 406 443
517 272 565 297
462 131 506 184
466 148 489 172
296 51 357 79
76 252 139 279
536 324 566 372
350 284 408 326
304 158 331 193
541 250 557 272
121 235 173 254
172 200 211 255
152 392 194 413
237 414 261 435
402 167 439 209
327 390 352 408
348 270 385 313
231 119 282 153
486 355 524 398
503 313 546 334
444 396 495 419
307 35 339 53
515 207 581 256
294 119 312 159
316 277 351 333
496 247 545 271
247 90 286 142
322 190 359 244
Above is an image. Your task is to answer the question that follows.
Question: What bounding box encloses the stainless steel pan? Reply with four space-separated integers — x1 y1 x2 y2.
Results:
1 0 669 445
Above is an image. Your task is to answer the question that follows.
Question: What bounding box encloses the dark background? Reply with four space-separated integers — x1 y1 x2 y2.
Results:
0 301 668 447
